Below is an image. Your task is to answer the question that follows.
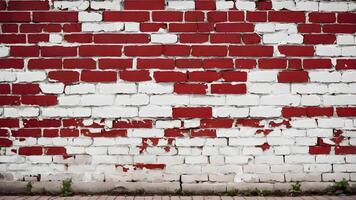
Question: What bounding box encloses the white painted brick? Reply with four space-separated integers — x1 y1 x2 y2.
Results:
295 1 319 11
329 83 350 94
151 94 189 105
342 46 356 56
54 1 90 11
98 83 136 94
304 164 332 173
139 105 172 117
307 129 333 137
213 107 249 118
79 12 102 22
0 71 16 82
167 1 195 10
124 23 140 32
301 95 321 106
285 155 315 164
243 164 270 173
248 71 278 82
230 138 266 146
138 83 173 94
309 71 342 83
255 155 283 164
216 1 234 10
226 156 253 164
49 34 63 43
290 119 317 128
334 164 356 172
288 34 303 44
190 96 225 105
316 45 341 56
323 95 356 105
185 156 208 164
267 137 294 145
58 95 80 106
342 72 356 83
175 138 205 146
42 108 68 117
151 34 178 44
249 83 289 94
255 23 275 33
226 95 259 106
292 83 328 94
91 0 121 10
250 106 281 118
115 94 149 105
296 137 317 146
69 107 91 117
155 120 181 128
183 119 200 128
319 2 348 11
272 0 296 10
242 147 263 155
337 35 355 45
65 84 95 94
318 118 345 128
3 108 39 117
235 0 255 11
316 155 345 164
274 146 290 155
81 95 115 106
323 173 350 182
263 32 288 44
260 95 300 106
16 72 46 82
39 83 64 94
92 106 137 118
82 22 124 32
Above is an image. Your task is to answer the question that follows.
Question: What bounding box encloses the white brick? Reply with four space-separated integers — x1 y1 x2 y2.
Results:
316 45 341 56
274 146 290 155
307 129 333 137
295 137 317 146
248 71 278 82
342 46 356 56
230 138 266 146
285 155 315 164
42 108 68 117
175 138 205 146
92 107 137 118
39 83 64 94
98 83 136 94
81 95 115 106
242 147 263 155
263 32 288 44
0 71 16 82
301 95 321 106
16 72 46 82
288 34 303 44
255 23 275 33
226 156 252 164
323 95 356 105
139 105 172 117
58 95 80 106
151 95 189 105
260 95 300 106
124 23 140 32
337 35 355 45
316 155 345 164
212 107 249 118
271 164 302 173
295 1 319 11
334 164 356 172
167 1 195 10
54 1 90 11
216 1 234 10
108 146 129 155
323 173 350 182
155 120 181 128
249 83 288 94
91 0 121 10
226 95 259 106
235 0 255 11
190 96 225 105
0 46 9 57
290 119 317 128
292 83 328 94
65 84 95 94
318 118 344 128
3 108 39 117
272 0 296 10
250 106 281 118
79 12 102 22
329 83 350 94
69 107 91 117
319 2 348 12
185 156 208 164
304 164 332 173
267 137 294 145
255 156 283 164
309 71 341 83
138 82 173 94
183 119 200 128
49 34 62 43
342 72 356 83
82 22 124 32
115 94 149 105
151 34 178 44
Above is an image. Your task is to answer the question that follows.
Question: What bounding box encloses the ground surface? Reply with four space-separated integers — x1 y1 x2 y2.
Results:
1 196 356 200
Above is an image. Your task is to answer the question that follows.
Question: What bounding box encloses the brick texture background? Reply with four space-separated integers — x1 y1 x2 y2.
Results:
0 0 356 189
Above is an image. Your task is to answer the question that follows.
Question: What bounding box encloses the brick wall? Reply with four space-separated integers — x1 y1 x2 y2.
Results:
0 0 356 193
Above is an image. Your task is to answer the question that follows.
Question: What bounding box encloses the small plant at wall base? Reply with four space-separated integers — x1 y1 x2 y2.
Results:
290 181 301 196
328 178 350 194
61 179 73 197
26 182 33 195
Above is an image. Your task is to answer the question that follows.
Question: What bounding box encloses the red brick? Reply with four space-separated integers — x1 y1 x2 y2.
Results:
335 146 356 155
180 34 209 43
210 33 241 43
246 11 267 22
278 46 314 57
20 24 61 33
133 163 166 170
309 12 336 23
103 11 149 22
82 129 127 137
94 34 149 43
99 59 132 69
202 59 234 69
195 0 215 10
79 45 122 57
124 0 164 10
163 45 190 56
43 129 59 137
0 129 9 137
33 12 78 22
48 71 80 84
187 71 221 82
228 11 244 21
0 119 19 128
1 24 18 33
0 84 10 94
112 119 152 128
309 146 331 155
338 13 356 23
185 11 205 22
221 71 247 82
229 46 274 57
152 11 183 21
138 58 175 70
282 107 306 118
81 70 117 83
215 23 254 32
192 45 227 57
323 24 356 33
154 71 187 82
64 34 93 43
63 23 81 32
269 11 305 23
303 59 332 69
211 84 246 94
12 129 41 137
207 11 227 22
336 59 356 70
44 146 67 155
174 83 207 94
336 107 356 117
298 24 321 33
175 59 202 68
278 71 309 83
140 23 167 32
259 59 287 69
0 34 26 44
242 33 261 44
60 129 79 137
288 59 302 70
0 59 24 69
236 119 263 128
21 95 58 106
41 46 77 57
12 84 40 94
307 107 334 117
18 146 42 155
0 138 12 147
28 59 62 69
303 34 336 44
23 119 61 128
120 70 151 82
201 119 234 128
235 59 256 69
63 59 96 69
0 12 30 22
124 45 162 56
256 0 272 10
0 96 20 105
7 1 49 10
191 129 216 138
28 34 49 43
169 23 198 32
164 128 185 137
173 107 212 118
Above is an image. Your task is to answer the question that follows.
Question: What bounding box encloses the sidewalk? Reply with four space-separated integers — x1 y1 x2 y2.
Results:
1 196 356 200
